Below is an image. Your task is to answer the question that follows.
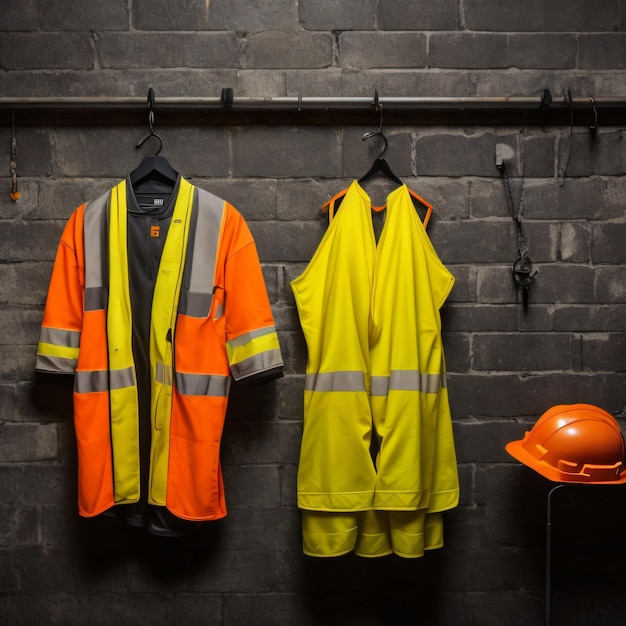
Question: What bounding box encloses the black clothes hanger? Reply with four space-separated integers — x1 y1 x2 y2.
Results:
130 88 178 193
358 102 403 186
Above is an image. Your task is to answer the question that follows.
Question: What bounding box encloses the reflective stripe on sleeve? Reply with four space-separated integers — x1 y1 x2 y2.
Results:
227 326 283 380
35 353 77 373
175 372 231 397
304 371 366 392
370 370 447 396
39 327 80 348
230 348 283 381
36 327 81 373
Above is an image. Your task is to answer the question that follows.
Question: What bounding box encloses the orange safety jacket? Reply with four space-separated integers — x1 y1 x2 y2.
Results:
36 178 283 521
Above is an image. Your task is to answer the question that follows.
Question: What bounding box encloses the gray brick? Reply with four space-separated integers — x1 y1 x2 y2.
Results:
435 222 519 264
242 31 333 70
0 308 43 345
477 266 522 304
299 0 377 30
37 179 116 220
0 264 52 306
443 304 519 332
235 69 288 97
340 68 476 98
446 265 475 303
519 134 555 178
1 345 38 383
555 304 626 332
0 221 63 263
276 374 305 421
98 33 239 70
530 265 596 304
46 127 231 179
522 177 622 220
0 505 40 548
250 220 326 263
464 0 621 32
221 421 301 466
40 0 129 31
415 132 519 177
595 266 626 303
442 332 470 373
429 34 576 70
592 223 626 264
377 0 459 30
338 32 427 69
197 178 277 221
0 34 94 70
232 126 340 178
134 0 297 31
21 465 75 507
0 179 39 219
472 333 579 371
558 223 591 263
580 34 626 69
448 372 625 418
0 1 40 31
560 130 626 177
0 424 57 462
582 333 626 372
277 179 345 221
222 465 282 509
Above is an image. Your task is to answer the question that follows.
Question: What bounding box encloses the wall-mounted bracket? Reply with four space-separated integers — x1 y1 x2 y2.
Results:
495 143 515 167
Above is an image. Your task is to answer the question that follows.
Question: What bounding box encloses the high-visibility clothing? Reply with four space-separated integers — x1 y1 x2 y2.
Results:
36 177 283 521
291 180 459 558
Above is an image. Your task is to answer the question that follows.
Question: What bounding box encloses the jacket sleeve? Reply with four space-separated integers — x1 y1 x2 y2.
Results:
36 207 85 374
222 208 284 386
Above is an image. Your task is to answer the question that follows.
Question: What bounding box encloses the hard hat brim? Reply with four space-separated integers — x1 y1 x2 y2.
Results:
506 438 626 484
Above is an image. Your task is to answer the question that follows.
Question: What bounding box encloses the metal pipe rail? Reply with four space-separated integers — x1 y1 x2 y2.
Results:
0 94 624 112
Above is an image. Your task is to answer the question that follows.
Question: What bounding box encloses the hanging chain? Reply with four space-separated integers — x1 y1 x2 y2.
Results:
497 152 537 311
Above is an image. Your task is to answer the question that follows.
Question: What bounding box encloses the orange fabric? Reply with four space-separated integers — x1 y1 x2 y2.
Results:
321 183 433 229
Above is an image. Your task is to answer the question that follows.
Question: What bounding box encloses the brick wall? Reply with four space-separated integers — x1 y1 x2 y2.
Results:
1 2 625 624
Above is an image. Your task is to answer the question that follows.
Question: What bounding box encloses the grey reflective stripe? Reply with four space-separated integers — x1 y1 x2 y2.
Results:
184 189 225 318
228 325 277 350
110 366 136 389
75 367 136 393
305 371 366 392
75 370 108 393
84 287 106 311
176 372 231 397
83 190 110 310
39 327 80 348
36 354 77 373
155 361 173 386
231 348 283 381
371 370 446 396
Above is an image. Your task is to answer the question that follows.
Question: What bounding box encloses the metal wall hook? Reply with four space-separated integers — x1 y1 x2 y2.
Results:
589 96 598 136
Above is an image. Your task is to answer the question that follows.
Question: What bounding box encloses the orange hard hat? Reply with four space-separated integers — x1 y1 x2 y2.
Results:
505 403 626 484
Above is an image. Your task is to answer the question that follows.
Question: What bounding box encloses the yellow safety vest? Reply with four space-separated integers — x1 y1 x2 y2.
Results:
292 180 459 557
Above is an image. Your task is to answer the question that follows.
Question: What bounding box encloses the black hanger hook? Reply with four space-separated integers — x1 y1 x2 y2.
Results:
362 99 388 159
136 87 162 155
